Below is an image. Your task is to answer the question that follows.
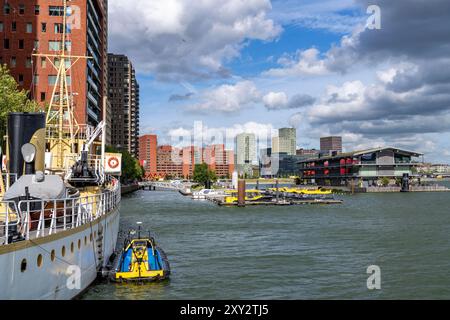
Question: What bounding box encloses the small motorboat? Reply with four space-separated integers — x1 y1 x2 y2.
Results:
111 223 170 282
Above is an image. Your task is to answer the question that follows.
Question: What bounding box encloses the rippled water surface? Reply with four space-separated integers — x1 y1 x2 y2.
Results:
82 183 450 299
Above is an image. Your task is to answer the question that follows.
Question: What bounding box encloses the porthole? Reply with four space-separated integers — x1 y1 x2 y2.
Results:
71 242 74 253
37 254 43 267
90 233 93 242
84 236 87 245
61 246 66 257
51 250 55 262
78 239 81 249
20 259 27 272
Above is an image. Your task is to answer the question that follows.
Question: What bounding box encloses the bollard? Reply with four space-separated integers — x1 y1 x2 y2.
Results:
238 180 246 207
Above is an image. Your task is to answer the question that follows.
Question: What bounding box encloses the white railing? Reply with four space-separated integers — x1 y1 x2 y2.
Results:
0 180 120 246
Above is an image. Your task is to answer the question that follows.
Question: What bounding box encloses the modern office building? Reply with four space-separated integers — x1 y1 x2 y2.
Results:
139 134 157 177
0 0 109 127
108 53 140 158
320 136 342 154
272 128 296 156
299 147 423 186
235 133 256 176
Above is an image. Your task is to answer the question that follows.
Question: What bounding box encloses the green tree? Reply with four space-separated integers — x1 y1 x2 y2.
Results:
105 145 143 182
380 177 390 187
193 163 217 187
0 64 40 141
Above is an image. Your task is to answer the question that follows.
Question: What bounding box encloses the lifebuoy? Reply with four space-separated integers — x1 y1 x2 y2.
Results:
108 156 120 169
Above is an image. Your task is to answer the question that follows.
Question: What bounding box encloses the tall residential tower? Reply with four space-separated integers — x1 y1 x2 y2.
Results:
108 53 140 157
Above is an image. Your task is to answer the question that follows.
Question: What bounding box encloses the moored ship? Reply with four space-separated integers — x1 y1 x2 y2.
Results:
0 0 122 299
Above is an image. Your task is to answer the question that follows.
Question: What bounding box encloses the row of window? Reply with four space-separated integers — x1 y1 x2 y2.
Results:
3 38 72 51
0 21 71 34
3 4 66 17
20 231 98 272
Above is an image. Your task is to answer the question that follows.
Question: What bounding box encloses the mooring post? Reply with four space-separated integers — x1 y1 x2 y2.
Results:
275 179 279 203
238 179 246 207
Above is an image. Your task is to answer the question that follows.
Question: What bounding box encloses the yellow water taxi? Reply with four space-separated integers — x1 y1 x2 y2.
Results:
112 224 170 282
224 189 270 204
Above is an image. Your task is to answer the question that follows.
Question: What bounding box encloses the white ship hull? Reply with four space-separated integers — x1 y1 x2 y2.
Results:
0 207 120 300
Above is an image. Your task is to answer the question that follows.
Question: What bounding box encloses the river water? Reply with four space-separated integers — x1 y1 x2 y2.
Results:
82 182 450 299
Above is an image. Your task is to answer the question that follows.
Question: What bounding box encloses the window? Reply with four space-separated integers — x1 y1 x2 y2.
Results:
54 23 63 34
0 22 3 32
11 21 16 32
4 38 9 49
18 74 24 86
37 254 43 267
10 57 16 68
49 41 71 51
54 58 70 69
41 23 46 33
48 75 71 86
33 75 39 84
26 57 32 68
35 5 40 15
40 57 46 68
19 4 25 15
19 39 24 49
40 92 46 102
3 4 10 15
34 40 39 50
49 6 65 16
20 259 27 272
26 23 32 33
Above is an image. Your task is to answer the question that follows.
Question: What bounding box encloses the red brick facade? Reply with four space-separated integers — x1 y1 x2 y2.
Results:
0 0 108 126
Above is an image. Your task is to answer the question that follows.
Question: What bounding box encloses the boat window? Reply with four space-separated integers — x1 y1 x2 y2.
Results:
71 242 74 253
51 250 55 262
78 240 81 249
61 246 66 257
37 254 43 267
20 259 27 272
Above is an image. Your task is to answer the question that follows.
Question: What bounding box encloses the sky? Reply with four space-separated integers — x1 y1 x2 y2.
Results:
108 0 450 163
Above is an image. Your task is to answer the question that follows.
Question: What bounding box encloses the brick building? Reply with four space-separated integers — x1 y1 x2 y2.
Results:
0 0 109 127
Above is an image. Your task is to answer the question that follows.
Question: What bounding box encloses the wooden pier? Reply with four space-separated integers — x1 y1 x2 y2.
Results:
216 199 343 207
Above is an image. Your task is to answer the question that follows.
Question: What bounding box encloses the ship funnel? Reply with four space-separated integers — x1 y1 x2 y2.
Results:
7 113 46 178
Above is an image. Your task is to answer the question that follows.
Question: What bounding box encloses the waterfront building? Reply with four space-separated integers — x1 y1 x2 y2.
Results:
297 148 319 157
272 128 296 156
139 134 157 178
203 144 235 178
235 133 257 177
320 136 342 154
299 146 423 186
108 53 140 158
0 0 109 127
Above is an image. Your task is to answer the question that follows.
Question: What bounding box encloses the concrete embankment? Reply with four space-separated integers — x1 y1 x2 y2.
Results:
121 184 140 195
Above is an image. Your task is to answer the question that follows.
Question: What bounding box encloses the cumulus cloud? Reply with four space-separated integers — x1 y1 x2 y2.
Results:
167 121 276 149
186 81 262 113
263 92 315 110
263 48 329 77
109 0 282 81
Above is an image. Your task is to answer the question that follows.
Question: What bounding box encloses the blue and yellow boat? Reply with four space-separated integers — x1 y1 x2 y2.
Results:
112 224 170 282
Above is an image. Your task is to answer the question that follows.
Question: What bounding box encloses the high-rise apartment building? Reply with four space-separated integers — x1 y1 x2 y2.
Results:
0 0 109 127
235 133 256 176
108 54 140 157
272 128 296 155
320 136 342 154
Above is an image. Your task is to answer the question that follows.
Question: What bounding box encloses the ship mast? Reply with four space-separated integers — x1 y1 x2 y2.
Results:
32 0 92 169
